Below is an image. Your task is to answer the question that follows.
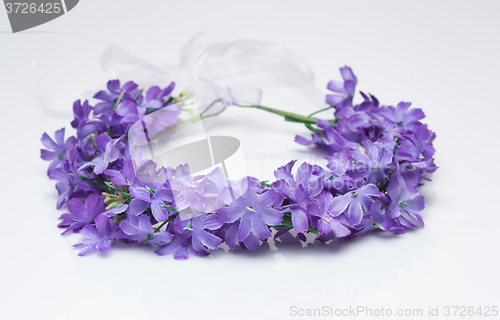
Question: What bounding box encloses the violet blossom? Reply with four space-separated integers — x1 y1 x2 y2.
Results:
41 66 437 259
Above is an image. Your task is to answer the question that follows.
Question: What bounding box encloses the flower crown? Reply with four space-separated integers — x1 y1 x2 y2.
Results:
41 66 437 259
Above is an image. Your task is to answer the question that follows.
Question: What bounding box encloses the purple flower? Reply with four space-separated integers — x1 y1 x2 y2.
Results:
324 151 361 193
155 234 193 259
79 122 108 141
40 72 437 258
122 163 175 222
58 192 104 234
217 177 283 250
190 214 223 253
128 159 162 187
326 66 357 108
103 204 128 217
379 102 425 131
139 83 175 112
120 215 172 245
93 80 141 116
73 214 125 256
90 80 145 138
140 103 182 137
79 134 124 175
70 100 104 142
307 191 351 237
59 144 100 194
333 110 377 143
155 214 222 259
128 187 173 222
369 202 407 234
295 119 359 155
91 81 178 140
115 100 141 124
104 159 136 186
168 166 233 219
71 99 92 129
330 184 382 227
396 124 436 163
49 167 78 209
346 140 394 185
273 161 324 233
385 170 425 227
40 128 76 175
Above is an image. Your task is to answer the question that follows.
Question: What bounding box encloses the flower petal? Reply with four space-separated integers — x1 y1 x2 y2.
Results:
68 199 85 217
243 233 260 251
252 218 272 240
217 206 243 224
198 231 222 249
128 199 148 215
291 207 309 233
330 194 349 216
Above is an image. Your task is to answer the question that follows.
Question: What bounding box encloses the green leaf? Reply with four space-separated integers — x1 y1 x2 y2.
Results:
260 180 273 188
153 213 178 233
113 91 125 109
135 88 144 100
144 234 154 243
308 226 320 235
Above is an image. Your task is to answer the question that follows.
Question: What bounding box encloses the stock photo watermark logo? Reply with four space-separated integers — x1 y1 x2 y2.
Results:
3 0 79 33
128 97 248 220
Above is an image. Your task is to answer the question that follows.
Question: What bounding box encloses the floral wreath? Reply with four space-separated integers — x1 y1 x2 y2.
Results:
41 66 437 259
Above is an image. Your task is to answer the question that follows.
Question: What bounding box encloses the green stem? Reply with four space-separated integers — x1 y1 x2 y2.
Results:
271 212 321 235
135 89 144 101
201 107 227 120
104 181 131 197
154 213 178 233
113 91 125 109
308 105 334 117
200 99 222 117
305 123 320 133
304 105 335 133
236 105 318 124
235 104 338 127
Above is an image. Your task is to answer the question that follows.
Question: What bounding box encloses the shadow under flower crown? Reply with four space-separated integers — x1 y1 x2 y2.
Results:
41 66 437 259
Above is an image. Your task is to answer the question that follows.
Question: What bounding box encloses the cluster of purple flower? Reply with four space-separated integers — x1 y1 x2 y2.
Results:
41 67 437 259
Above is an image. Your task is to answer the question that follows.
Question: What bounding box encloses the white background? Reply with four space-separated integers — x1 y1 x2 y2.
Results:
1 1 499 319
